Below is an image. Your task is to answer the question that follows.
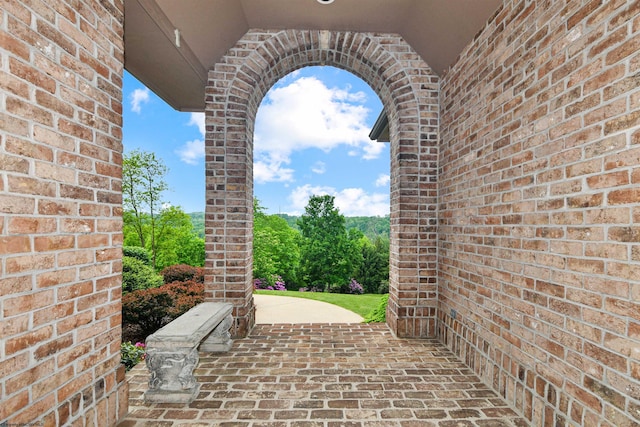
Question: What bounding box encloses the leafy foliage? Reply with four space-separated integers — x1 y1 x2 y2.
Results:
254 275 287 291
122 280 204 340
253 199 300 287
123 150 168 269
161 264 204 284
122 256 163 294
124 206 205 271
123 246 152 264
192 211 390 242
297 195 359 291
163 280 205 317
121 341 146 371
364 294 389 323
275 213 390 240
152 206 205 269
122 287 174 338
353 236 390 294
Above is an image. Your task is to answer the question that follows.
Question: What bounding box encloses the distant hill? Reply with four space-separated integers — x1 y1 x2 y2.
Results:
344 216 390 240
188 212 205 238
188 212 390 241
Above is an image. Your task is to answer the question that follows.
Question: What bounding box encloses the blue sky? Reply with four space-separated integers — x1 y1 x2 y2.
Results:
123 66 389 216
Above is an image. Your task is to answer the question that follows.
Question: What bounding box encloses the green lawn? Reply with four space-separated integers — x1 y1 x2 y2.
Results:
254 290 385 318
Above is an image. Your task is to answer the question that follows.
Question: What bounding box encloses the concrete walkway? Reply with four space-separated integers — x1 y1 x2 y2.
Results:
119 324 529 426
254 294 364 324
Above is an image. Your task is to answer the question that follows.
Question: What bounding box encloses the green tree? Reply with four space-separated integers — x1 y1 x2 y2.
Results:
253 199 300 287
122 150 168 269
153 206 205 269
123 206 205 270
353 236 389 293
297 195 356 290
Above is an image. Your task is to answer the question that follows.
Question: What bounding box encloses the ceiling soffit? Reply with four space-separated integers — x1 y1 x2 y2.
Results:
124 0 501 111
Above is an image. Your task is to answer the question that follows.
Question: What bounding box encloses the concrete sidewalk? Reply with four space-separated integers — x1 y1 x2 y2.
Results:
253 293 364 324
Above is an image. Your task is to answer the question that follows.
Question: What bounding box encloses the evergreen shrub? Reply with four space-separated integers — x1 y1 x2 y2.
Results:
122 256 163 293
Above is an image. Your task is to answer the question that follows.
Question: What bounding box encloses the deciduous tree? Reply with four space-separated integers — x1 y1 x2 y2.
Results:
297 195 356 290
123 150 168 269
253 199 300 287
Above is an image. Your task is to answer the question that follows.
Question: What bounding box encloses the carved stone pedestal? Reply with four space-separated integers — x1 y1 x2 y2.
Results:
144 347 200 403
142 302 233 404
200 313 233 352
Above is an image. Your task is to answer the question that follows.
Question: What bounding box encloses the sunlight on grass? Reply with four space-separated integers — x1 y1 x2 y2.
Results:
253 290 385 318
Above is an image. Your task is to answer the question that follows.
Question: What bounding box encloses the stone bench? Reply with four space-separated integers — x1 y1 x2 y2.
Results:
143 302 233 404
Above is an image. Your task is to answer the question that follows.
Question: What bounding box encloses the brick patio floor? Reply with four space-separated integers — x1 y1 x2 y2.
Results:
118 324 530 427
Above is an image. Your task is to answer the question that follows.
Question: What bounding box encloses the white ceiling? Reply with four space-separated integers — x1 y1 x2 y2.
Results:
124 0 502 111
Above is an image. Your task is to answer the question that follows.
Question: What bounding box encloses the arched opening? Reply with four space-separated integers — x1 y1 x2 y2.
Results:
251 65 389 322
204 30 440 338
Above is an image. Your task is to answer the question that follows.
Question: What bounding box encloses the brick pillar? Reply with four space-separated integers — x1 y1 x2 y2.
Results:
0 1 127 425
203 73 255 337
387 76 440 339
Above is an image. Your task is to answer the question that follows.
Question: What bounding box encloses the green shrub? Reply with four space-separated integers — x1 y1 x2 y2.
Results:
364 294 388 323
160 264 204 284
123 246 152 264
121 341 146 372
122 256 163 294
377 280 389 294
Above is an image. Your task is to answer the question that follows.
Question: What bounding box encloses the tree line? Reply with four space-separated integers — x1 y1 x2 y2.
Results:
254 195 389 294
122 149 389 294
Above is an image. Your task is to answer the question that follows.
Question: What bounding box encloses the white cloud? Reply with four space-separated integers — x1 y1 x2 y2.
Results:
189 112 205 137
375 174 390 187
130 88 150 113
288 184 389 217
175 113 206 165
254 156 295 183
311 161 326 174
176 139 204 165
254 76 380 183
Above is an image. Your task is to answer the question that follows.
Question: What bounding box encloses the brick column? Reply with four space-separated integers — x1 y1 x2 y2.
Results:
1 0 127 425
204 74 255 337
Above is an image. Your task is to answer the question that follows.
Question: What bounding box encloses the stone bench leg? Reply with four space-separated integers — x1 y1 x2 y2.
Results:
199 313 234 352
144 346 199 403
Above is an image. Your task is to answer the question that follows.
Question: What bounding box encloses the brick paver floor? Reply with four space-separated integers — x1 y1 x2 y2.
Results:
118 324 530 427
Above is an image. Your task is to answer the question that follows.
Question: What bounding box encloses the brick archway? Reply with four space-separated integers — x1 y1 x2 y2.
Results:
204 30 439 338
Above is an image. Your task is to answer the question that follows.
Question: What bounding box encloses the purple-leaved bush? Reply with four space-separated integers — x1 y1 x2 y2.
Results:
348 279 364 294
254 275 287 291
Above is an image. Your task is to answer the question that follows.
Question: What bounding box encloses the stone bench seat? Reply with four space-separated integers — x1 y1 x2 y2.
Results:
144 302 233 403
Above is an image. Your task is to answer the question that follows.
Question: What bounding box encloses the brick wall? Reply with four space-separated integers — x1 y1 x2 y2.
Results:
1 0 127 425
205 29 439 338
439 0 640 425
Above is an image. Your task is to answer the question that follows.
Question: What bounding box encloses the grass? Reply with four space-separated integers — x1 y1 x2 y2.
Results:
254 290 385 318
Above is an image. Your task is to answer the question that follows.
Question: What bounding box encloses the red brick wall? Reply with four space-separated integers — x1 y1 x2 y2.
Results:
439 0 640 425
205 30 439 338
1 0 127 425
